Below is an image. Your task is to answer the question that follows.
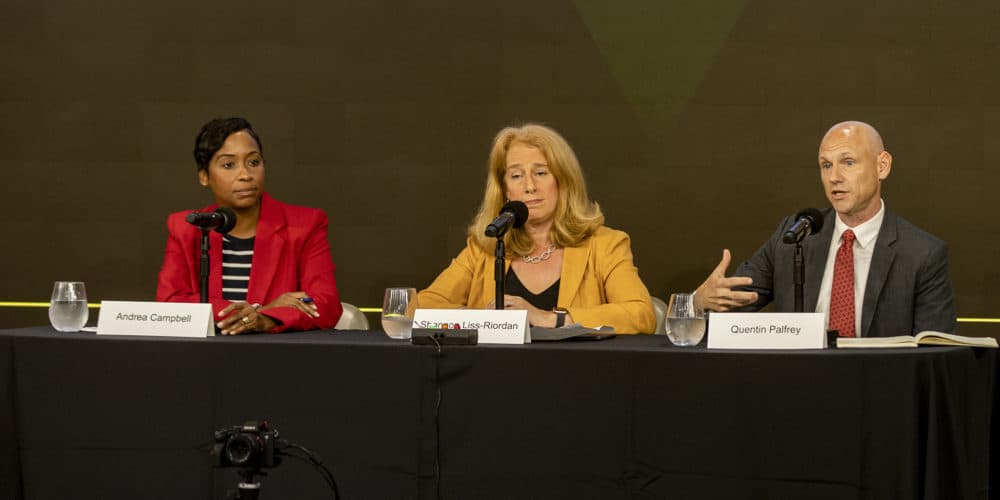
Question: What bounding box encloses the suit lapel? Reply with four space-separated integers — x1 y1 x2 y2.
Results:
557 241 593 306
804 209 835 311
862 210 897 337
247 194 287 304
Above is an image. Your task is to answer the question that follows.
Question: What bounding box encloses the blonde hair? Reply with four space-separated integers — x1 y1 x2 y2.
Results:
467 124 604 256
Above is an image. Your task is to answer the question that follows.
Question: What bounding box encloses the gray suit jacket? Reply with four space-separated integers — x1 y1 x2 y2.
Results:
733 208 956 337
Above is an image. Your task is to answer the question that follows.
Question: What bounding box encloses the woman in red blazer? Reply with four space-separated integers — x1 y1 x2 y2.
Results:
156 117 342 334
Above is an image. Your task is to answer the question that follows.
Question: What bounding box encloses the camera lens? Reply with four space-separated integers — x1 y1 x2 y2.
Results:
225 434 259 466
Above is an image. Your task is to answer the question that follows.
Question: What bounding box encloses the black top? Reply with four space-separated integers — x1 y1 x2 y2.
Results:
505 267 560 311
222 234 255 301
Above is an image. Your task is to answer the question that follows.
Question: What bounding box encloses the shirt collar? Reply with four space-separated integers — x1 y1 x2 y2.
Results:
833 198 885 249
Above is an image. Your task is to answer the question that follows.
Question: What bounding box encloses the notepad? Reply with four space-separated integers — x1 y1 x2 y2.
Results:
531 325 616 342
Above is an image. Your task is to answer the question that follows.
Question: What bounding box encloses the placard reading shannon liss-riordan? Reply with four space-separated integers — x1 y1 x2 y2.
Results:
97 301 214 337
412 308 529 344
707 312 826 349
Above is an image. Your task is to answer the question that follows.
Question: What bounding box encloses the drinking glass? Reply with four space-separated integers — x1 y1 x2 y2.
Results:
382 287 416 340
49 281 89 332
665 293 706 346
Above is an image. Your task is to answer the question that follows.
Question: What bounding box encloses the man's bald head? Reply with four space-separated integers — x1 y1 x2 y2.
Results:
822 121 885 157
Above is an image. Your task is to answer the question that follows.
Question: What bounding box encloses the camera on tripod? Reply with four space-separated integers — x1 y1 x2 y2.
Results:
214 420 280 469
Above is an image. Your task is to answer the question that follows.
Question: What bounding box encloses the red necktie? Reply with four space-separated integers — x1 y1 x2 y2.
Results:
829 229 856 337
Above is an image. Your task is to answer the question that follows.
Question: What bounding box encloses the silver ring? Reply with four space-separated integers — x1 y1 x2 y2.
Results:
242 316 251 325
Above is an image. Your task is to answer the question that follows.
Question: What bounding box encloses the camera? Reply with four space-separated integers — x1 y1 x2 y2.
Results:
214 421 280 469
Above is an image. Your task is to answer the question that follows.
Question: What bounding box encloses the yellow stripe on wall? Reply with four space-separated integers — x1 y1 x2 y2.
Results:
0 301 102 308
0 301 382 313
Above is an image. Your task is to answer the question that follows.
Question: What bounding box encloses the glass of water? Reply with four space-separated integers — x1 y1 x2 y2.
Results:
666 292 705 346
382 287 416 340
49 281 89 332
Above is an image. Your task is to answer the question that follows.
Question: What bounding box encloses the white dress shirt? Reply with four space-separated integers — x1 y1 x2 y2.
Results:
814 199 885 336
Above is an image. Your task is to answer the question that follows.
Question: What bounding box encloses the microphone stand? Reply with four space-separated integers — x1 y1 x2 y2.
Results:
793 242 804 312
486 201 527 310
783 209 822 313
494 237 505 310
200 229 210 303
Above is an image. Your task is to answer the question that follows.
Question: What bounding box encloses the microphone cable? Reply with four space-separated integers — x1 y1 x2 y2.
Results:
428 334 443 500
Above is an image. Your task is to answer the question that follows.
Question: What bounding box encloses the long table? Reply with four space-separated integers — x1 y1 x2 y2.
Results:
0 327 994 499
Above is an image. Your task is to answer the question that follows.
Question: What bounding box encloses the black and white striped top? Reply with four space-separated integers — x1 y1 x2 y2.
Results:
222 234 255 301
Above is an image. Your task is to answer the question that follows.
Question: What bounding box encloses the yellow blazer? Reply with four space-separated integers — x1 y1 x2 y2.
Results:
417 226 656 334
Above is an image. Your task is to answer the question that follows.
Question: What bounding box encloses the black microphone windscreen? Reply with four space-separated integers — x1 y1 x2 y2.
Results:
214 207 237 234
502 201 530 228
796 208 824 235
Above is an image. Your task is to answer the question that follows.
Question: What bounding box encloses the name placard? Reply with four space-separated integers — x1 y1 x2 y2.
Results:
97 301 214 338
412 309 530 344
707 312 826 349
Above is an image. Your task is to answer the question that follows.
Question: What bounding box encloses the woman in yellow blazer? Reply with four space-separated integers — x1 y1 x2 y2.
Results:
417 124 656 334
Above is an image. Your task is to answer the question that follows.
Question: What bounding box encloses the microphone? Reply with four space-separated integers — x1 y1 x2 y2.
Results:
781 208 824 244
485 201 529 238
185 207 237 234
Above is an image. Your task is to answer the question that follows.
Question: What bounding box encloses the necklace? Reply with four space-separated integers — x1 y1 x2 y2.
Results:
522 243 556 264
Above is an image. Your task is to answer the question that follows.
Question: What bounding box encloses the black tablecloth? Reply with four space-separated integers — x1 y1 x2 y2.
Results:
0 327 994 499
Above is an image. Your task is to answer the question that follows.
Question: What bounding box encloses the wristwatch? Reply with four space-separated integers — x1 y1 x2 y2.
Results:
553 307 568 328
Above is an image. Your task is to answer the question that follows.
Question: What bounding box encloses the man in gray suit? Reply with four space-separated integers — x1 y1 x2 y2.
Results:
694 121 956 337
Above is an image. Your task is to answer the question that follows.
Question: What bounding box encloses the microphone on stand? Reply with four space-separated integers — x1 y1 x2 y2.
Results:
485 201 529 238
486 201 530 310
186 207 238 234
186 207 237 303
781 208 824 244
781 208 824 313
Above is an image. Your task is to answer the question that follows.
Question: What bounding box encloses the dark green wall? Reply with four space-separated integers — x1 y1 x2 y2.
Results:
2 0 997 333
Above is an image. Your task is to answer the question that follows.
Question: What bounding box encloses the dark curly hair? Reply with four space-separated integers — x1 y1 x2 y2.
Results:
193 117 263 172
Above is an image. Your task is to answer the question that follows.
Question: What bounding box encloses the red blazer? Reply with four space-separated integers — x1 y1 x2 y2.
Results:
156 193 343 332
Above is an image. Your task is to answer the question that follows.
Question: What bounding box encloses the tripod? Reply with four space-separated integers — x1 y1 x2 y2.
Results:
228 468 266 500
